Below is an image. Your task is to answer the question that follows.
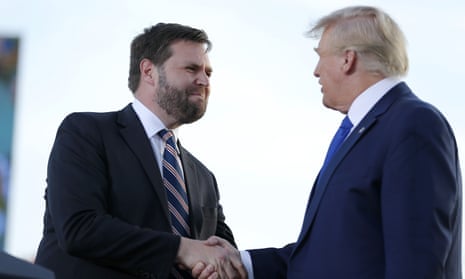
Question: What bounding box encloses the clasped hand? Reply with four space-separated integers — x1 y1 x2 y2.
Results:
176 236 247 279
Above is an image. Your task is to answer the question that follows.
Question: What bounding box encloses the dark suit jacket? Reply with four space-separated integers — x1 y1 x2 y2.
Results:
0 251 55 279
35 104 236 279
250 82 462 279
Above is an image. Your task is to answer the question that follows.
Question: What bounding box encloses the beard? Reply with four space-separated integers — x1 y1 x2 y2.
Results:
155 67 208 124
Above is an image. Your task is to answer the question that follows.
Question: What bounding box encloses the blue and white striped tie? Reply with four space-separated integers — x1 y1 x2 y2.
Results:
158 129 191 237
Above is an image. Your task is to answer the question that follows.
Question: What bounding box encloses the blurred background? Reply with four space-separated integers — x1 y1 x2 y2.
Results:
1 0 464 263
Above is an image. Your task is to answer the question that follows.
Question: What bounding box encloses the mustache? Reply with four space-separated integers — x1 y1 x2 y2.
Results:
186 86 207 95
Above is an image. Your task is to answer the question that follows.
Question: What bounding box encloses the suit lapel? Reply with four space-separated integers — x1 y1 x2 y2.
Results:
294 82 412 252
294 120 373 247
116 104 171 223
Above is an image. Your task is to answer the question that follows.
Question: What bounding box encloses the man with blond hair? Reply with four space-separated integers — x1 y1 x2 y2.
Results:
200 5 462 279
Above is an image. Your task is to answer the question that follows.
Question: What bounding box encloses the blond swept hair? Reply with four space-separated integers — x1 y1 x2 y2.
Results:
307 6 409 77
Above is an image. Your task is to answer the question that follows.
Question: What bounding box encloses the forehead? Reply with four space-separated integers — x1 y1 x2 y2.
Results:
314 28 338 57
168 40 210 66
317 28 333 49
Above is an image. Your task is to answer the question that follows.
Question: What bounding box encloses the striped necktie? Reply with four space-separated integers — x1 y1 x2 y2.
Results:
158 129 191 237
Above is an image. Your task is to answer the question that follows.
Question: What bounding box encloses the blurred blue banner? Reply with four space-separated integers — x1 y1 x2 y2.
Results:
0 37 19 248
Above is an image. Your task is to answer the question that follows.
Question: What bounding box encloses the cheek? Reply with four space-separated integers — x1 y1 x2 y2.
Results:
320 62 333 77
324 64 341 83
320 67 334 85
322 74 339 100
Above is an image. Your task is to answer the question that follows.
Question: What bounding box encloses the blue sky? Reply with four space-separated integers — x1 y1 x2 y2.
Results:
1 0 464 260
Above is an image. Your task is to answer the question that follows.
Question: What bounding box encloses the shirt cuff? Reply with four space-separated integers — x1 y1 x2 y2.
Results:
240 250 254 279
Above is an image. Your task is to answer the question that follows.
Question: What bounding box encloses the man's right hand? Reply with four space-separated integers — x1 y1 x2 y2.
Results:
176 237 247 279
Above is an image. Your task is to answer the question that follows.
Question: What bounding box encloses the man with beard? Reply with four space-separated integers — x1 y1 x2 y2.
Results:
35 23 246 279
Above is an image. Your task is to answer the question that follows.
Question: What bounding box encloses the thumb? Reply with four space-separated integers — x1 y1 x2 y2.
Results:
204 236 222 246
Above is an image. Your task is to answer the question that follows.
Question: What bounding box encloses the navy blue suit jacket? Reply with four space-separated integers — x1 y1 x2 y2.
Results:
35 104 235 279
250 82 462 279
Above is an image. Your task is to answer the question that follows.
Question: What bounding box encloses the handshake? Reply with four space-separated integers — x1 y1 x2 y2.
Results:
176 236 248 279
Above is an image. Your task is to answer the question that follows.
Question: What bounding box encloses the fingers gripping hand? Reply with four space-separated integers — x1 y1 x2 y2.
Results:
204 237 248 279
192 262 218 279
179 237 247 279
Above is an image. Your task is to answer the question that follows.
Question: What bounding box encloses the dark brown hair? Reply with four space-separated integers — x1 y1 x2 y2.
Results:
128 23 211 93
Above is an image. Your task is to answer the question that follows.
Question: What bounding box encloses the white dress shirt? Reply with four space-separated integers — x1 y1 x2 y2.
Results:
347 77 401 130
131 99 182 175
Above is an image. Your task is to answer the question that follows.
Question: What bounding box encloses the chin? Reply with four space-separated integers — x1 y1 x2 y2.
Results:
322 101 338 112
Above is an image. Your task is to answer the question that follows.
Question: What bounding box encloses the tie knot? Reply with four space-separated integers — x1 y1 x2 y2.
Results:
158 129 174 142
158 129 178 151
340 116 353 130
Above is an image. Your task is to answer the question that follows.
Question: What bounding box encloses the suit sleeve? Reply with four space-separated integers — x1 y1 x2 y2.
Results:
248 243 294 279
46 113 178 278
381 106 461 278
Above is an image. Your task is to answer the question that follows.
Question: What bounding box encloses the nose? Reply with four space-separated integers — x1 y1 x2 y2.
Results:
196 71 210 87
313 62 320 78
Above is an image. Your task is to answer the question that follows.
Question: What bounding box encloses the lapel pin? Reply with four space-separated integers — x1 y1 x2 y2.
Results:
358 127 365 134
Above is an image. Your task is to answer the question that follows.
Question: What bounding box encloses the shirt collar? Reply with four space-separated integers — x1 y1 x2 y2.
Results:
131 98 180 141
347 77 401 127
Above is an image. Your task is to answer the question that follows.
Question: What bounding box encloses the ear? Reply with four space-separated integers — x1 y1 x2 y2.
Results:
341 49 357 74
140 58 156 86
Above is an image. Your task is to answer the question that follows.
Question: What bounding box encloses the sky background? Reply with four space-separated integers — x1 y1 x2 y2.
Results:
1 0 464 261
